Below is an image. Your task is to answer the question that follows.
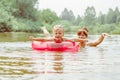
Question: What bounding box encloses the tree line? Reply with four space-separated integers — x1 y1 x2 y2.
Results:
0 0 120 34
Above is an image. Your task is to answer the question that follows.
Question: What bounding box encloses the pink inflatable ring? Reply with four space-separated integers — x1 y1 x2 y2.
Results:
32 41 79 52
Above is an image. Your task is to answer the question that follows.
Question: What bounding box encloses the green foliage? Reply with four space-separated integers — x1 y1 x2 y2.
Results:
111 22 120 34
10 18 41 32
84 6 96 26
116 16 120 24
13 0 38 21
97 12 106 24
0 0 40 32
0 0 120 34
83 23 119 35
106 9 114 24
74 15 82 26
105 7 120 24
0 0 16 32
39 9 59 24
60 8 75 23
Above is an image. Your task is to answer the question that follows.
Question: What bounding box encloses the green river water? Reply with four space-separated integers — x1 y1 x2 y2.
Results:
0 32 120 80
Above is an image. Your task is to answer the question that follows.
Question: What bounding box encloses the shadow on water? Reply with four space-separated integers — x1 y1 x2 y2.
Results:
0 32 120 80
0 32 43 42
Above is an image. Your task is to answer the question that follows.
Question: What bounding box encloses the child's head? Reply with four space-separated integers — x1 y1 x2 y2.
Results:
77 27 88 39
53 25 64 38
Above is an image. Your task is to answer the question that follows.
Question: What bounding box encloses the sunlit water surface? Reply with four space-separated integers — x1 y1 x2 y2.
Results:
0 32 120 80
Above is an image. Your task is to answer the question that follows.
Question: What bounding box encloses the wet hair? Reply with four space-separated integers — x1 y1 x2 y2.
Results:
53 25 64 33
77 27 88 38
83 27 88 32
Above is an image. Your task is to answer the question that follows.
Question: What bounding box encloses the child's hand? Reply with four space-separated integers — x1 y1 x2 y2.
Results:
102 33 111 37
79 38 88 42
29 36 34 40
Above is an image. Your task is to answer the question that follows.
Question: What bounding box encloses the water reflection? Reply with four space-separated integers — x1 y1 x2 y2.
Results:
0 32 40 42
53 52 63 73
0 55 35 75
0 33 120 80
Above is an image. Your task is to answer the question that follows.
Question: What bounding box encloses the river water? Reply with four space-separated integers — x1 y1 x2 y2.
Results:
0 32 120 80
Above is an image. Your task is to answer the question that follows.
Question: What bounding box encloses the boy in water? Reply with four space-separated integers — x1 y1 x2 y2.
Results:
29 25 86 43
77 27 110 48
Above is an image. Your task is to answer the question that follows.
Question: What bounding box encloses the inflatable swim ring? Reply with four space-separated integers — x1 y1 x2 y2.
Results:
32 41 79 52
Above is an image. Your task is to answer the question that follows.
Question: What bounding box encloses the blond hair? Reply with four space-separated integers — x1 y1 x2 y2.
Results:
53 25 64 33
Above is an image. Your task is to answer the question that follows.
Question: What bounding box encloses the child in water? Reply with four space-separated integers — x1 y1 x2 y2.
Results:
77 27 110 48
29 25 86 43
40 26 109 48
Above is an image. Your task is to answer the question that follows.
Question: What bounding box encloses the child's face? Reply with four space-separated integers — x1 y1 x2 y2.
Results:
78 31 87 39
53 29 64 38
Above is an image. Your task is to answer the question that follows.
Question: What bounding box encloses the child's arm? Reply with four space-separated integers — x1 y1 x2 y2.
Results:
87 33 110 47
64 38 87 43
29 36 53 42
41 26 51 38
73 38 88 42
